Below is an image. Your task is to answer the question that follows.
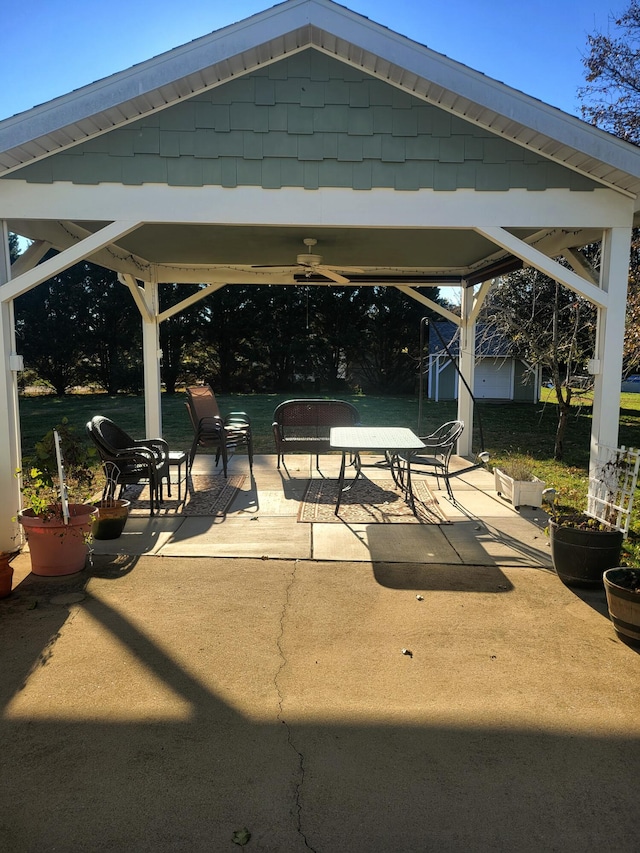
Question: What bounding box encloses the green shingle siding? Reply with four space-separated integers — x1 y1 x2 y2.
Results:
159 132 181 157
7 50 599 194
254 77 276 106
300 81 326 107
337 135 364 162
158 103 195 131
287 105 314 134
262 132 297 158
347 110 374 136
439 137 465 163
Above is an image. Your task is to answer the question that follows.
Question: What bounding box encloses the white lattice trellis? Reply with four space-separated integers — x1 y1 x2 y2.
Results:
587 444 640 537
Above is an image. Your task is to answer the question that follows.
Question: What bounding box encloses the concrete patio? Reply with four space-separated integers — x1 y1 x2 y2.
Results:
1 453 639 852
90 452 555 568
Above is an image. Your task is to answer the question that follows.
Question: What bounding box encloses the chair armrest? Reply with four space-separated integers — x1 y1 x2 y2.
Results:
104 445 157 465
197 415 225 429
143 437 170 455
225 411 251 426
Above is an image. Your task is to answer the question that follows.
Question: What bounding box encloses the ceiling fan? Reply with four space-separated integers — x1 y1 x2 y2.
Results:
251 238 364 284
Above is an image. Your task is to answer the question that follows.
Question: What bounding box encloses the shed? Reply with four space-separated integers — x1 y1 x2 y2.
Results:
427 321 541 402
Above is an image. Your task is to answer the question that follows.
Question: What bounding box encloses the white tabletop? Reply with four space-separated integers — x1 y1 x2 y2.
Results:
330 426 425 451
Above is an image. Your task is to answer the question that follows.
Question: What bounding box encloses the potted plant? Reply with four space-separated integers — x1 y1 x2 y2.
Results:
494 456 546 509
603 568 640 647
548 513 624 587
546 445 639 588
17 421 98 577
91 463 130 540
0 550 16 598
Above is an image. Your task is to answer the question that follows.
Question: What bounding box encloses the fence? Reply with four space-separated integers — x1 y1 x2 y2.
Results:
587 444 640 537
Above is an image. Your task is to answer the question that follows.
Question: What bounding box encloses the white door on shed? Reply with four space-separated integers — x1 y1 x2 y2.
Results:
473 359 512 399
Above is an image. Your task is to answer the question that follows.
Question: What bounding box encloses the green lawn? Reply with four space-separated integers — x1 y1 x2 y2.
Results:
17 389 640 563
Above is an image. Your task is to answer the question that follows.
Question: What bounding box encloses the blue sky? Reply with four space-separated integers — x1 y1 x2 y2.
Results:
0 0 621 121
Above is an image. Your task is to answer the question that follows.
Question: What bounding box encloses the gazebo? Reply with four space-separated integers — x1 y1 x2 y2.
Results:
1 0 639 551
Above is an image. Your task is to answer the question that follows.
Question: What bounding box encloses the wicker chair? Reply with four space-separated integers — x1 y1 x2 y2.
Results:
86 416 169 515
185 385 253 476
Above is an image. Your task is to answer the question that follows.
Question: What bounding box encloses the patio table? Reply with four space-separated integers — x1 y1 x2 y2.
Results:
330 426 425 515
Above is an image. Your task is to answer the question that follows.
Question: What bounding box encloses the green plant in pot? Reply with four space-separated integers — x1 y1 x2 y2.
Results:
548 512 624 588
17 420 98 577
547 447 639 588
493 455 546 509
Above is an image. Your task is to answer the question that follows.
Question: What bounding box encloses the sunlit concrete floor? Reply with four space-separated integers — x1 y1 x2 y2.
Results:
87 452 555 568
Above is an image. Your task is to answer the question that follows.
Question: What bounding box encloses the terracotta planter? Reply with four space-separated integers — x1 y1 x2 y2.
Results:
92 499 130 540
0 552 13 598
549 517 623 587
18 504 97 577
494 468 546 509
603 568 640 648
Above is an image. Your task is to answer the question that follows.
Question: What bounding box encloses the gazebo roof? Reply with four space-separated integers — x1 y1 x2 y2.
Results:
1 0 639 294
2 0 639 196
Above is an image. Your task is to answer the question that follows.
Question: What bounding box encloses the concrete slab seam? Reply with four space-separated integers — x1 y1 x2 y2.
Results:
273 558 318 852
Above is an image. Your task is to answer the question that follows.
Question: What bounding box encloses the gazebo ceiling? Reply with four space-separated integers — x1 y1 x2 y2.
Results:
5 220 603 286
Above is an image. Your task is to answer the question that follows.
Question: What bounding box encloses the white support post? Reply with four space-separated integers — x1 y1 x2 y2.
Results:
141 277 163 438
457 284 475 456
590 227 632 472
0 223 24 552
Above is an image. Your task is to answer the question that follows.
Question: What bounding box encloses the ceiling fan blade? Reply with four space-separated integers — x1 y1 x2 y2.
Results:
317 266 350 284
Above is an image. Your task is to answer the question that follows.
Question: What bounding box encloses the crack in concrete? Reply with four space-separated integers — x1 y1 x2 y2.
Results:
274 559 318 852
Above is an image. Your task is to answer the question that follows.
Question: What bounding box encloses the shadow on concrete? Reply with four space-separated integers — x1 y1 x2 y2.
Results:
372 562 514 592
1 556 639 852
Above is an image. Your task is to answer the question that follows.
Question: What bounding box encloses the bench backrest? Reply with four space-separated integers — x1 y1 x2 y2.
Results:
273 399 360 437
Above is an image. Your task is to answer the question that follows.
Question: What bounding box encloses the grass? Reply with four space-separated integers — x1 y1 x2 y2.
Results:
17 388 640 564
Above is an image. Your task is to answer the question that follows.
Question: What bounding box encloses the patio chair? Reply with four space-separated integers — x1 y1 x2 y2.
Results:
86 416 170 515
185 385 253 476
412 420 464 501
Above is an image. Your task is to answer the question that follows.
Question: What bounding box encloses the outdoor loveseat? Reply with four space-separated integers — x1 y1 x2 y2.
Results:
272 398 360 470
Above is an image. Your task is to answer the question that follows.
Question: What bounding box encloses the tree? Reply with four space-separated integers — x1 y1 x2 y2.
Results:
15 265 92 395
158 284 205 394
81 265 142 394
580 1 640 144
580 2 640 380
350 286 440 394
478 270 597 460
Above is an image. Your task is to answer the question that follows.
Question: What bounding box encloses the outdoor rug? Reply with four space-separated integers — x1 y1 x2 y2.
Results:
298 478 449 524
123 474 245 516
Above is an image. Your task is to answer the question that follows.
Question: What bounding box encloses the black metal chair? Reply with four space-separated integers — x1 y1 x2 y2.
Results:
86 416 169 515
412 420 465 501
184 385 253 476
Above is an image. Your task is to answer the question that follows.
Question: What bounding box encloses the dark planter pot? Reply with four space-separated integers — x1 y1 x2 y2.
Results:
92 499 130 540
603 568 640 648
549 518 624 587
0 552 13 598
